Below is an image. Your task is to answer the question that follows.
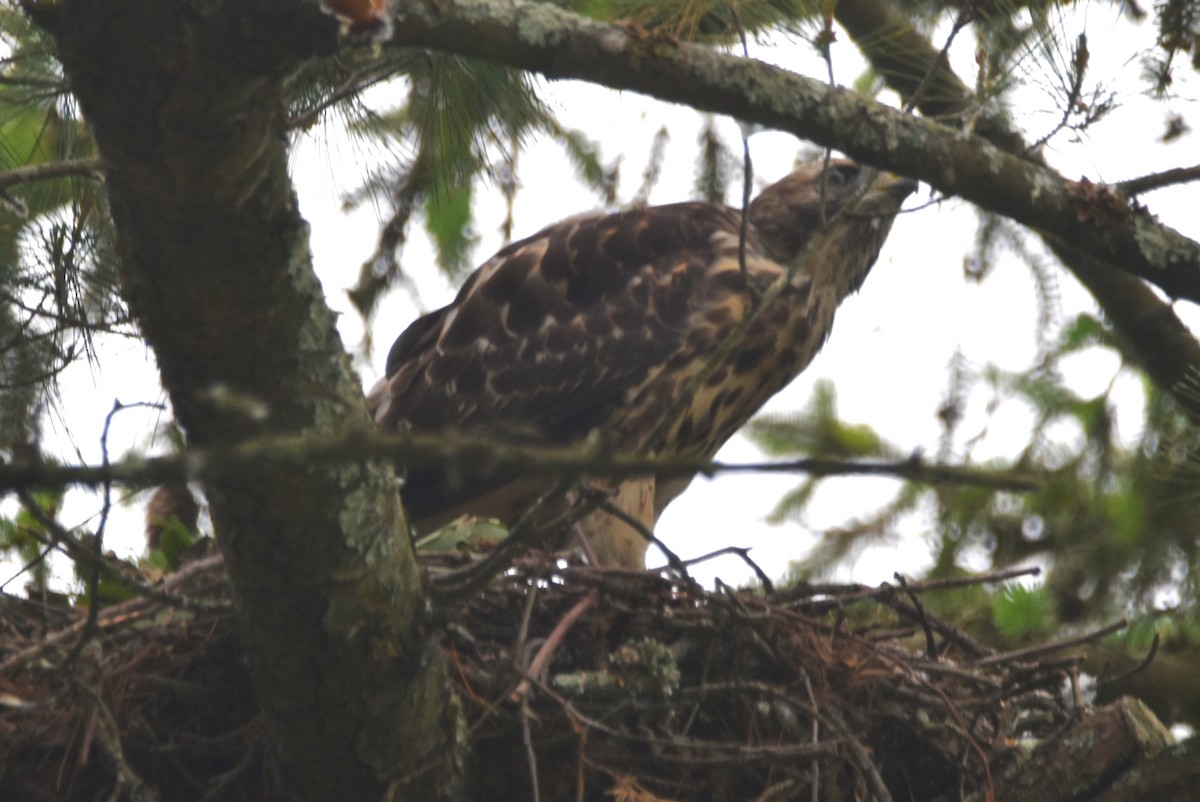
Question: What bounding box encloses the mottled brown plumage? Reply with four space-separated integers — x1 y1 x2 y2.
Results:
144 483 200 551
369 159 916 568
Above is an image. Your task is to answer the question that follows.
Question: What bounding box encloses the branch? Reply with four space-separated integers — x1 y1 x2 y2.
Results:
388 0 1200 303
0 428 1042 492
1116 164 1200 196
0 157 104 192
969 618 1128 668
831 0 1200 423
12 487 228 614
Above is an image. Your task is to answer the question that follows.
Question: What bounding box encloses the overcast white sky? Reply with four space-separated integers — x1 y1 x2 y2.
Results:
12 2 1200 592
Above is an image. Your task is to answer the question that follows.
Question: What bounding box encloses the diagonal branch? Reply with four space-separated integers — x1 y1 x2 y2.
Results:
832 0 1200 422
1117 164 1200 197
388 0 1200 303
0 156 104 192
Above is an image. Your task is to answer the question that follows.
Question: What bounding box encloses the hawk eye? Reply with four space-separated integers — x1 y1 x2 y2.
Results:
826 164 859 187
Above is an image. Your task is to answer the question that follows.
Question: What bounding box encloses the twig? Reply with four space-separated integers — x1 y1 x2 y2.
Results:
511 580 540 698
71 678 161 802
902 8 972 115
802 671 820 802
12 489 227 613
0 541 55 592
0 157 104 193
969 619 1128 668
895 573 937 659
821 706 892 802
729 9 760 303
430 479 599 602
1029 33 1091 153
679 546 774 592
198 726 262 802
0 428 1043 494
0 555 228 675
875 592 993 660
513 590 597 701
521 693 541 802
285 55 413 129
777 564 1040 605
1093 632 1160 692
66 400 138 666
591 495 697 588
1116 163 1200 196
545 675 840 763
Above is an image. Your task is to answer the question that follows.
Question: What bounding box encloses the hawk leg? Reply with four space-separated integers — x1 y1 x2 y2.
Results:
578 477 655 570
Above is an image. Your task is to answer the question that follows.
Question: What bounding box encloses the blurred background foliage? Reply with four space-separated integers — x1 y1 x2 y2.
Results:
2 0 1200 728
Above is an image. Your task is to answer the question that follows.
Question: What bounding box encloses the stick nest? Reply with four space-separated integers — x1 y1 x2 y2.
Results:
1 550 1083 801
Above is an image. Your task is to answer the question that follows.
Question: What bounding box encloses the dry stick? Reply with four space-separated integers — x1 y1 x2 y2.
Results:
0 540 55 592
521 693 541 802
0 555 228 675
514 579 540 676
543 675 839 763
861 635 999 801
875 592 992 660
1117 163 1200 196
432 475 664 599
916 670 997 801
821 706 892 802
783 564 1040 603
11 489 228 614
511 580 541 698
802 671 820 802
728 7 759 302
512 590 598 701
198 733 262 802
1094 631 1160 692
574 725 586 802
681 680 820 715
680 545 775 592
591 495 698 590
429 478 595 601
894 573 938 659
968 618 1128 668
71 677 161 802
65 400 132 667
753 780 801 802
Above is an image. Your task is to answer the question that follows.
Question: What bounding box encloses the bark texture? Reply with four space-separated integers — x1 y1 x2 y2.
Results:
37 1 465 799
832 0 1200 421
385 0 1200 305
20 0 1200 799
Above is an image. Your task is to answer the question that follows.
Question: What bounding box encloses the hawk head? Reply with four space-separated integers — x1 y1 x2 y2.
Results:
369 159 916 569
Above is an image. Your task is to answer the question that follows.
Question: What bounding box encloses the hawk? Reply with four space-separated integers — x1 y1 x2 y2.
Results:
369 159 916 569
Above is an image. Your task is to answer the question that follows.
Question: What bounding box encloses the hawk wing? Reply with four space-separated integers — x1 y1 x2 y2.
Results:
370 159 917 567
370 201 778 526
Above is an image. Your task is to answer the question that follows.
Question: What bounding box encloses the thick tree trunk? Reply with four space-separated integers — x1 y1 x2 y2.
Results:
34 1 466 798
23 0 1200 799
